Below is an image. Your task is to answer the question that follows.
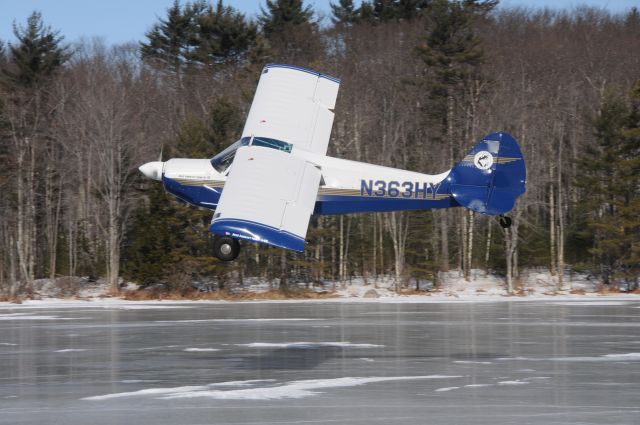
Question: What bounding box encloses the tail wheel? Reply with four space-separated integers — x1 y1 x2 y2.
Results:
498 215 512 229
213 235 240 262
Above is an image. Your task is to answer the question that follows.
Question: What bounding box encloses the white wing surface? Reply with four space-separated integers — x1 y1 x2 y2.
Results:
209 146 321 251
241 64 340 155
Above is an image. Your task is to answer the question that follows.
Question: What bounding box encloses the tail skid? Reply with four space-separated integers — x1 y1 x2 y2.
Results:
448 132 526 216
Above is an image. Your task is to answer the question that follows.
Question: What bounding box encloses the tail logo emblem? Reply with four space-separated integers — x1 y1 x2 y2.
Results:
473 151 494 170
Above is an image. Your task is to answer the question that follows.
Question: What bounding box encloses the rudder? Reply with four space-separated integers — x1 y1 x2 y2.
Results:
448 132 526 215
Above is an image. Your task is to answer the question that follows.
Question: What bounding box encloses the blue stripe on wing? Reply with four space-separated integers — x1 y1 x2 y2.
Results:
210 218 305 252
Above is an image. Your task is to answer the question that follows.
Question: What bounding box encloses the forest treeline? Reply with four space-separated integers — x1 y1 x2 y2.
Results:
0 0 638 296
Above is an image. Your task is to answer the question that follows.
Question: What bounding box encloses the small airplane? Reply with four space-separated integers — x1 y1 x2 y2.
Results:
139 64 526 261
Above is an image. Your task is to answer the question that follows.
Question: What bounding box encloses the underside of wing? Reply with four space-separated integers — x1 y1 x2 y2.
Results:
241 64 340 155
209 146 321 251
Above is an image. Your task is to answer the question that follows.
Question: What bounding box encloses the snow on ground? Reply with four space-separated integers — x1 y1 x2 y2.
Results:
2 268 638 307
154 318 324 323
235 342 385 349
496 353 640 362
182 348 220 352
82 376 463 401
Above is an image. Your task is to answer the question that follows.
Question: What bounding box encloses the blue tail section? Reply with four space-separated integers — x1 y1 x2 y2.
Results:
448 132 526 215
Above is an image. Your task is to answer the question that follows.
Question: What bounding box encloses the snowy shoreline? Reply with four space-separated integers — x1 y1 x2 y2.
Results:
3 268 637 308
1 293 639 309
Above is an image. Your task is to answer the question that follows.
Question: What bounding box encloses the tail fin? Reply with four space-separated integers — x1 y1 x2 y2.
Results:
448 132 526 215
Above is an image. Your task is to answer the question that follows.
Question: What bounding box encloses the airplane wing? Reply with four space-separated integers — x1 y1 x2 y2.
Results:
209 64 340 251
209 146 321 251
241 64 340 155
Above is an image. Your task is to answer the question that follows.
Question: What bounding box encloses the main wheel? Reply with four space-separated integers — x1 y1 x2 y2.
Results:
213 235 240 262
498 215 512 229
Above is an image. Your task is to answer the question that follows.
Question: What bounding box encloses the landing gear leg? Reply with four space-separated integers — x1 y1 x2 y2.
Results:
497 215 512 229
213 235 241 261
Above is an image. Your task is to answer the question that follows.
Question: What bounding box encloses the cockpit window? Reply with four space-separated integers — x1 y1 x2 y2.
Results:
210 137 250 172
252 137 293 153
210 136 293 173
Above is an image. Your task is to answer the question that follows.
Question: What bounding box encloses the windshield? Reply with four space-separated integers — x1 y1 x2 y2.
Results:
210 136 293 173
210 137 250 172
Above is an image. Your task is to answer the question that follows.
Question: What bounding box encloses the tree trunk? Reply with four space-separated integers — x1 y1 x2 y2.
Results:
557 142 565 290
549 170 557 277
385 211 409 294
466 210 474 281
485 219 492 273
440 212 449 272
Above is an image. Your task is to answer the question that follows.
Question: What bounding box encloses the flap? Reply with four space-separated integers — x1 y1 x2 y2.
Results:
209 146 321 251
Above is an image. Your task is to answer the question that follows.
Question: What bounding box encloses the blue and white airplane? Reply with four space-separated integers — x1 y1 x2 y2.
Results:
139 64 526 261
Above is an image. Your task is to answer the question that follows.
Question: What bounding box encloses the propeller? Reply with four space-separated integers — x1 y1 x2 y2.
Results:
139 143 165 181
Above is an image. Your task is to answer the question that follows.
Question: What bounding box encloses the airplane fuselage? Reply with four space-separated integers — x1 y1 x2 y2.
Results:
160 146 455 216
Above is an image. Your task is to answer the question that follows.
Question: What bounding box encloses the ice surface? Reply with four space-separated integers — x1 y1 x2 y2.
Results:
236 342 384 349
99 305 194 310
551 301 632 306
3 300 640 425
0 313 85 320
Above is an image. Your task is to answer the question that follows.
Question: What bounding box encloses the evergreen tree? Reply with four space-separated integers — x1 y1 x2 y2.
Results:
372 0 399 22
189 1 257 66
416 0 496 144
416 0 496 274
140 0 196 73
336 0 430 24
330 0 359 24
575 84 640 285
3 11 70 88
396 0 431 20
259 0 314 37
142 1 256 70
258 0 320 63
123 98 243 286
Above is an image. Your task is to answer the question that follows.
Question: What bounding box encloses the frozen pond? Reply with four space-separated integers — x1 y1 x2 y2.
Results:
1 299 640 424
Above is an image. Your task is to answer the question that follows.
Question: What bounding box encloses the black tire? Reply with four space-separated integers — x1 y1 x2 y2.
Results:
213 235 240 261
499 216 512 229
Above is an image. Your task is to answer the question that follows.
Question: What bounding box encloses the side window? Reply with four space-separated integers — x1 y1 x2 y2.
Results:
210 136 292 173
210 138 250 173
252 137 292 153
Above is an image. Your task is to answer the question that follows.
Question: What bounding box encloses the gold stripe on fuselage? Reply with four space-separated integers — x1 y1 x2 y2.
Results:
461 156 521 165
169 179 451 200
171 178 225 187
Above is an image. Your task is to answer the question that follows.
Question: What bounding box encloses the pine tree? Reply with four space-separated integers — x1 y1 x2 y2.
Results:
259 0 314 37
330 0 359 24
372 0 399 22
3 11 70 88
123 98 243 287
417 0 496 97
575 85 640 285
140 0 196 73
189 1 257 66
416 0 496 275
258 0 319 63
